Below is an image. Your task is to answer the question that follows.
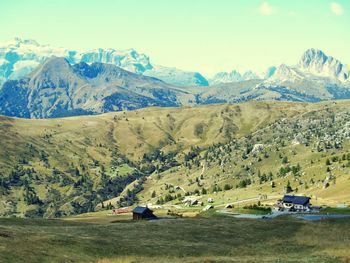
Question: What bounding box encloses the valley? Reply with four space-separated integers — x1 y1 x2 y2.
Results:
2 1 350 262
1 100 350 218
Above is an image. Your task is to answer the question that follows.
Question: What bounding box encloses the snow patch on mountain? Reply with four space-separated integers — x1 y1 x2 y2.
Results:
11 60 40 79
76 48 153 74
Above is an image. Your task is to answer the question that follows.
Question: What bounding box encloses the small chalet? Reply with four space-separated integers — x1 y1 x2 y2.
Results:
280 195 311 211
207 198 214 203
132 206 157 220
113 207 131 214
182 197 199 206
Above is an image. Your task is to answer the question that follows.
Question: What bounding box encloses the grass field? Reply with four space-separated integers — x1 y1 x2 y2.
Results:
0 215 350 263
320 207 350 215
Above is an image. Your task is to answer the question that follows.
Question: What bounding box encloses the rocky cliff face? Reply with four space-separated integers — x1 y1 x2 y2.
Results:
298 49 349 82
209 70 261 85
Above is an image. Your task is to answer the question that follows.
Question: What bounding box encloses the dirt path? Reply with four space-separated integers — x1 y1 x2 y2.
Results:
214 195 280 208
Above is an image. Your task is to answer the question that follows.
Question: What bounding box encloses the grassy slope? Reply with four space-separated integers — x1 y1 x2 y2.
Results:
0 101 311 215
139 141 350 207
0 101 317 169
138 101 350 208
1 100 350 216
0 216 350 262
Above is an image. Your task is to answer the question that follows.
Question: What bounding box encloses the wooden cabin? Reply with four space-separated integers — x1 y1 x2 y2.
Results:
132 206 157 220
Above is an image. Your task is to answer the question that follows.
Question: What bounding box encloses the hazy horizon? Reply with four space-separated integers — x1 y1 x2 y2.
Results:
1 0 349 76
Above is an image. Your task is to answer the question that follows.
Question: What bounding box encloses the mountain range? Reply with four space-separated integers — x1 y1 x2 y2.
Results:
0 38 208 87
208 70 263 85
0 56 200 118
0 38 350 119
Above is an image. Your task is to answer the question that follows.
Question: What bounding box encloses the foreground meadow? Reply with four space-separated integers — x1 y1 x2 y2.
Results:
0 215 349 263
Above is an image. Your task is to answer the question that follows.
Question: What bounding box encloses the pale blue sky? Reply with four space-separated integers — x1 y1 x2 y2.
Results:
0 0 349 76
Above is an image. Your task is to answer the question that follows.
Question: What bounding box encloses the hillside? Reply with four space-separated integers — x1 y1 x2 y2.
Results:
0 101 350 217
138 101 350 208
0 57 196 118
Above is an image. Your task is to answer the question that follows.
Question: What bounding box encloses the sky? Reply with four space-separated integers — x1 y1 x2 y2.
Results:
0 0 349 76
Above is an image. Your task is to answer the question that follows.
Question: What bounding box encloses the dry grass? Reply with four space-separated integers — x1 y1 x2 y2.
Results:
1 216 349 262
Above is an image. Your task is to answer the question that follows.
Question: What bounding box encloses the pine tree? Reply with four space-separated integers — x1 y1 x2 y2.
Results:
151 190 156 198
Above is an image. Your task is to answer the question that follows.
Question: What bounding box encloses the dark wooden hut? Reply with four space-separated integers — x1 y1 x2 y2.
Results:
132 206 157 220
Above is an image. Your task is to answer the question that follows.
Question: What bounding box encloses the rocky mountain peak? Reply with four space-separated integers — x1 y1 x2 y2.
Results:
299 48 328 66
298 48 347 81
29 56 71 77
